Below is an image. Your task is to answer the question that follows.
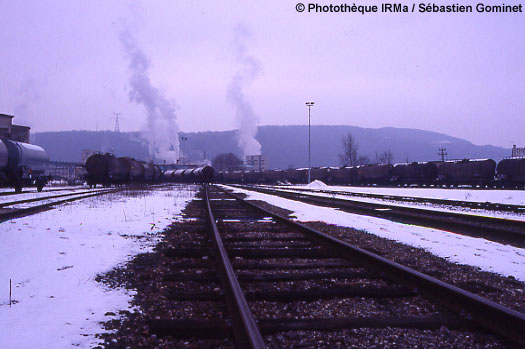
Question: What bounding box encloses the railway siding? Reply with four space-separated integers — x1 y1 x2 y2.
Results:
96 185 525 347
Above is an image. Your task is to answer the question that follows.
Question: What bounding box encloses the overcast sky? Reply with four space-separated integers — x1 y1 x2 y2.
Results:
0 0 523 148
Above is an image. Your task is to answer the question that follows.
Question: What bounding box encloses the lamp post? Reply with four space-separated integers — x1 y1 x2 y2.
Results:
305 101 315 183
180 136 187 165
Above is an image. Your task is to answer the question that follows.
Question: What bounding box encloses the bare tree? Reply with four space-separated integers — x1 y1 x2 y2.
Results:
212 153 243 172
339 133 358 166
375 150 394 165
339 133 370 166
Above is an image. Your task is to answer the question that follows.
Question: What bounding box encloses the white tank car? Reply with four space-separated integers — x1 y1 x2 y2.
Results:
0 138 50 192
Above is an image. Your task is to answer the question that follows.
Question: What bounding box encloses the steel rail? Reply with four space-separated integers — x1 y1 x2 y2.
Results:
271 186 525 214
219 185 525 345
231 185 525 242
203 185 265 348
0 188 111 208
0 188 122 223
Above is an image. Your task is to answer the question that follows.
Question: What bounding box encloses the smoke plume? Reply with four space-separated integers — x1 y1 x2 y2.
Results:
119 28 179 163
227 24 262 158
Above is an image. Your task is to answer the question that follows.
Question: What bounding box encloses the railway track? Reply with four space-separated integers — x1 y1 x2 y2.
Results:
228 185 525 248
271 185 525 214
115 185 524 347
0 186 88 197
0 187 123 223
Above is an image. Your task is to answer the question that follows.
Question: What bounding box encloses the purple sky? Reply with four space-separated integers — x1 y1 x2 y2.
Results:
0 1 523 148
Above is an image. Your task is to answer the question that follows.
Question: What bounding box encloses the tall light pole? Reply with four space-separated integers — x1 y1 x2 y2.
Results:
180 136 187 165
306 101 315 183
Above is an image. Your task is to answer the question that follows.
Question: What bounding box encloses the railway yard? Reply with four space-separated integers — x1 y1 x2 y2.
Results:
0 184 524 347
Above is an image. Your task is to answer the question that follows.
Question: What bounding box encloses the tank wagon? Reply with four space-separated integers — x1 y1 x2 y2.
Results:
218 158 525 188
357 164 393 184
0 138 50 192
164 166 215 183
437 159 496 186
85 153 162 187
496 158 525 188
391 162 439 185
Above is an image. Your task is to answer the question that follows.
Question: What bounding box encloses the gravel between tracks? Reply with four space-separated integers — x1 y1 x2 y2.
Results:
95 194 522 347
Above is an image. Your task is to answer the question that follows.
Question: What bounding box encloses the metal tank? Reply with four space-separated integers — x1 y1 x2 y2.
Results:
357 164 393 184
392 162 438 184
85 153 112 186
0 138 50 191
437 159 496 185
108 157 131 184
496 158 525 187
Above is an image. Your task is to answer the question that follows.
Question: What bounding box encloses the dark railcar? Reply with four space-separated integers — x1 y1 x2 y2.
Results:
263 169 286 184
153 165 163 182
437 159 496 186
497 158 525 187
357 164 393 184
310 167 330 183
392 162 438 184
108 157 131 184
194 166 215 183
0 138 50 192
121 157 145 182
142 163 155 182
285 168 308 184
86 153 113 187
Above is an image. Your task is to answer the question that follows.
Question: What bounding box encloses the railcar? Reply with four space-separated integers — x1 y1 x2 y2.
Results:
310 167 330 183
357 164 393 184
0 138 50 192
437 159 496 186
85 153 112 187
391 162 439 185
496 158 525 188
123 157 145 182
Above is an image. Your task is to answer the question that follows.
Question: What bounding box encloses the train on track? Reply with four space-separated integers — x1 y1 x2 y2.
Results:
217 158 525 188
85 153 215 187
0 138 50 192
85 153 163 187
163 166 215 183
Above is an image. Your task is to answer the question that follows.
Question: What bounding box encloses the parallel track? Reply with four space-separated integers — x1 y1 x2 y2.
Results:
229 185 525 248
149 185 524 347
273 186 525 214
0 188 123 223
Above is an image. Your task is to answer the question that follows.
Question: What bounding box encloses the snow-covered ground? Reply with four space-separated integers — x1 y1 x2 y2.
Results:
223 185 525 282
265 186 525 222
0 184 197 348
279 184 525 206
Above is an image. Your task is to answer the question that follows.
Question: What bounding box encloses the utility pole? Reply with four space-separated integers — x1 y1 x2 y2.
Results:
438 148 447 162
113 112 122 133
305 101 315 183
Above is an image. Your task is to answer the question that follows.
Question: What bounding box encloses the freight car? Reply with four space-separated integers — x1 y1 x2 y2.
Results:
391 162 439 185
164 166 215 183
357 164 393 184
0 138 50 192
217 158 525 189
85 153 162 187
496 158 525 188
437 159 496 186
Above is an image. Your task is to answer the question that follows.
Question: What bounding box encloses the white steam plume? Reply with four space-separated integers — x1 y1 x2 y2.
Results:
227 24 262 158
119 28 179 163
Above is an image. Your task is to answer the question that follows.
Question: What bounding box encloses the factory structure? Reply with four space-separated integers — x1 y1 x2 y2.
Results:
0 113 31 143
245 154 269 171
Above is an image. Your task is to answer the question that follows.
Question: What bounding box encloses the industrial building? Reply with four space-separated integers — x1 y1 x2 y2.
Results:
245 154 269 171
0 113 31 143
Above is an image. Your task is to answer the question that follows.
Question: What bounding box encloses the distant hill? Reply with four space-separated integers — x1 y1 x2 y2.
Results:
33 126 511 169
